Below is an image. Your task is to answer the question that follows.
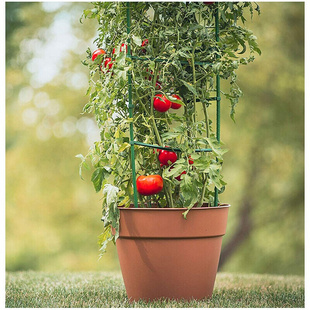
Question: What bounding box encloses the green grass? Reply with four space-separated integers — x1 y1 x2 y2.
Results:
5 271 304 308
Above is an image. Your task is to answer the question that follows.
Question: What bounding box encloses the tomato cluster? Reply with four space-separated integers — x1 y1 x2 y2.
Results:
136 150 194 196
92 44 128 72
159 149 183 181
153 94 183 112
92 43 183 113
92 41 186 196
157 148 194 182
141 39 184 112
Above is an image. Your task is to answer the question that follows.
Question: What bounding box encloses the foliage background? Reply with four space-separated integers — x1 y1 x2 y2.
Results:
5 2 304 275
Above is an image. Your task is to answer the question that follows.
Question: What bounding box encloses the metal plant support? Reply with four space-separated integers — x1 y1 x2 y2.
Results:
126 2 221 208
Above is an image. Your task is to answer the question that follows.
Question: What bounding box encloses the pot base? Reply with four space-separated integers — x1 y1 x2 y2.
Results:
117 236 223 301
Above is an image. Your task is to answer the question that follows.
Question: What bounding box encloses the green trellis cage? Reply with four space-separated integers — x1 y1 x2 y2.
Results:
125 2 221 208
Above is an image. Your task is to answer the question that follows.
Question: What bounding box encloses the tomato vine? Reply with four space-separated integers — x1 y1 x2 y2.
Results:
78 2 260 255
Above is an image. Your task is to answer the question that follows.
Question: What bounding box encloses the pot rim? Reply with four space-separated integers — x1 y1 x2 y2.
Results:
118 203 230 211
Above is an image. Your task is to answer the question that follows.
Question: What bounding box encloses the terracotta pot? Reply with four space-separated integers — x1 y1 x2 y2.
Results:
116 204 230 301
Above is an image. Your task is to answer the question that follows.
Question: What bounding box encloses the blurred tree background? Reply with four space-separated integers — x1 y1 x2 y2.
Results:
5 2 304 275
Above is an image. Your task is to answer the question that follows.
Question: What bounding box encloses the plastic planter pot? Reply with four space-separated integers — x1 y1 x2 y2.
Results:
116 204 230 301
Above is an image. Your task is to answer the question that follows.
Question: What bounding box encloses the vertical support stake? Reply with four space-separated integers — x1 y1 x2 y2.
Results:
127 2 138 208
214 3 220 207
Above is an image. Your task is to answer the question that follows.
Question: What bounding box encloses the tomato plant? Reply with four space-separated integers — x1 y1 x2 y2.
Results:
79 2 261 254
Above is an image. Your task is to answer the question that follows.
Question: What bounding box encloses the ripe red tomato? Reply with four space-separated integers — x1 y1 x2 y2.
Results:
153 94 171 112
136 175 163 196
203 2 214 5
141 39 148 53
175 171 186 181
112 43 127 54
142 39 148 47
188 156 194 165
104 57 113 70
92 48 106 61
169 94 183 109
158 149 178 166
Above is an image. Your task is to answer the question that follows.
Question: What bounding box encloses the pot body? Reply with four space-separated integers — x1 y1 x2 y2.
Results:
116 204 229 301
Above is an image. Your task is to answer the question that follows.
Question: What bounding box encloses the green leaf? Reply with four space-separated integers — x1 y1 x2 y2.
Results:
163 164 185 178
75 154 85 161
167 95 184 106
103 184 119 209
118 142 130 153
91 167 104 192
132 35 142 46
180 79 198 96
206 136 228 158
98 225 113 258
180 174 199 207
76 154 89 180
161 131 181 140
209 164 226 190
102 184 120 241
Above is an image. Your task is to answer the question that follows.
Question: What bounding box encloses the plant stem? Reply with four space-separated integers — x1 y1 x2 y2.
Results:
134 88 150 116
150 63 173 207
147 9 174 208
202 100 210 138
150 65 162 146
197 175 208 207
150 9 158 59
192 43 197 126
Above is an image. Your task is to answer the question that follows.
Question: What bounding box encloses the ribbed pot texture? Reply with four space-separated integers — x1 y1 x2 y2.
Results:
116 204 230 301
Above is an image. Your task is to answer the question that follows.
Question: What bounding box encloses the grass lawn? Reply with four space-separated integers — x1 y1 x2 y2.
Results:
5 271 304 308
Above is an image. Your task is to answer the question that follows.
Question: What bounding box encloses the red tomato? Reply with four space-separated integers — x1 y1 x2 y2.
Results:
92 48 106 61
112 43 128 54
203 2 214 5
188 156 194 165
141 39 148 53
136 175 163 196
169 94 183 109
142 39 148 47
104 57 113 70
153 94 171 112
158 149 178 166
175 171 186 181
